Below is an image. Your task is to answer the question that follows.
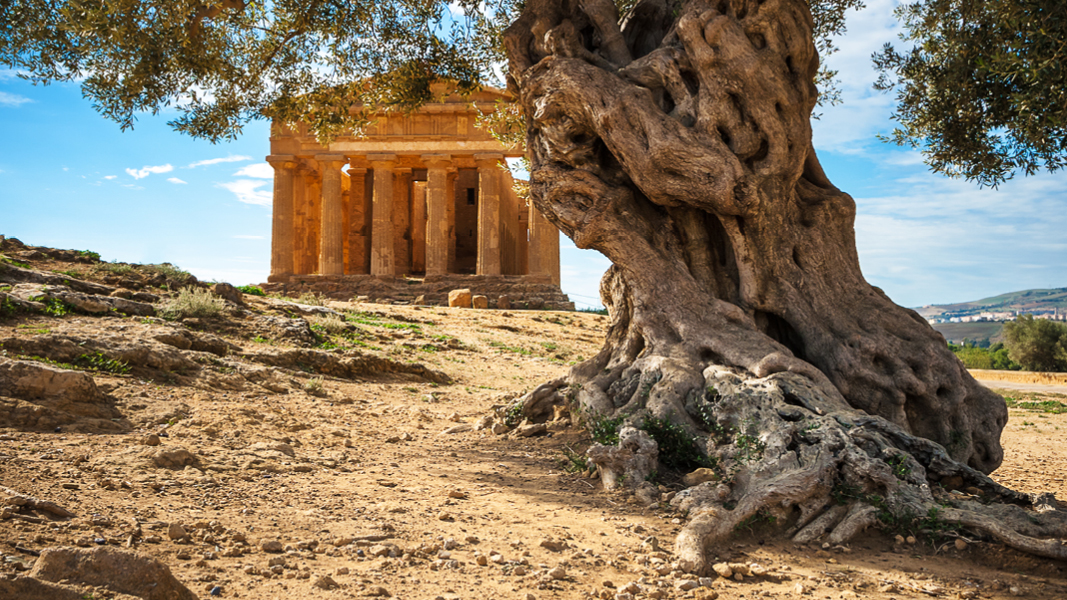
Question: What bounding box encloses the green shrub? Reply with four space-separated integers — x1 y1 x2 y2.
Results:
1004 314 1067 372
587 413 624 445
95 261 134 276
640 414 715 471
159 287 225 320
146 263 192 283
74 352 130 374
236 285 266 296
77 250 101 261
950 341 1021 370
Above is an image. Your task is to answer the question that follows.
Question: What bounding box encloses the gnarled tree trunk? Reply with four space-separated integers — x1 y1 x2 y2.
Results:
503 0 1067 573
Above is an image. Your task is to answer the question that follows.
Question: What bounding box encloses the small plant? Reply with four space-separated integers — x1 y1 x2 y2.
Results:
77 250 101 261
0 255 31 268
888 454 912 480
146 263 192 282
734 420 766 464
641 414 716 471
587 412 625 446
304 377 324 394
252 335 271 344
503 403 525 427
74 352 131 375
95 261 134 276
295 292 326 306
560 446 589 473
309 313 349 334
236 284 266 296
29 296 76 317
158 287 225 320
0 295 21 318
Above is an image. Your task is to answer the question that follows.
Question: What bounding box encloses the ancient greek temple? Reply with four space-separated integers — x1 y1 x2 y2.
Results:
262 85 571 308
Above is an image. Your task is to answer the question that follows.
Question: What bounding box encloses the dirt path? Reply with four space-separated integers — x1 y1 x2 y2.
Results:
3 299 1067 599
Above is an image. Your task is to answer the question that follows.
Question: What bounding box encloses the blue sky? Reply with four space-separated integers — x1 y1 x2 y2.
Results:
1 0 1064 309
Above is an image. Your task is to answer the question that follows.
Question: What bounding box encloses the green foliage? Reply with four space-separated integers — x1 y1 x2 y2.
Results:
640 414 715 471
1003 314 1067 372
0 255 30 268
559 446 589 473
503 403 524 427
95 261 133 276
874 0 1067 186
29 296 75 317
488 340 532 355
159 287 225 320
576 307 608 316
949 341 1021 370
0 295 21 318
77 250 101 261
733 420 766 464
888 453 912 480
1003 394 1067 413
236 285 265 296
141 263 191 283
74 351 130 374
587 413 624 446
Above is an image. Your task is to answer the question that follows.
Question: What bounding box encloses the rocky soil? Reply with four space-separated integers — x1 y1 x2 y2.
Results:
2 236 1067 599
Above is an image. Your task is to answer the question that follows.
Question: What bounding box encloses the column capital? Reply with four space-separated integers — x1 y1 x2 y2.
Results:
315 154 347 167
422 153 452 168
474 152 505 166
346 167 368 175
266 154 297 168
394 166 413 174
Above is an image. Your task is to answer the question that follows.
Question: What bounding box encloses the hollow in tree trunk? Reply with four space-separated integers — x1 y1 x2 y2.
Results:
502 0 1067 572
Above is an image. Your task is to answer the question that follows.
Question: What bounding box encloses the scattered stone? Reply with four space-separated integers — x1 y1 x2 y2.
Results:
211 282 245 306
513 565 527 576
548 566 566 580
515 423 547 437
448 289 472 308
448 490 468 499
497 296 511 309
366 586 391 597
540 539 565 552
675 580 699 591
472 295 489 309
399 432 414 441
491 423 509 435
955 539 968 551
260 540 284 553
712 563 732 578
602 580 616 588
313 575 339 590
141 434 161 446
476 555 488 566
681 468 719 486
167 523 187 540
210 585 223 596
336 567 349 575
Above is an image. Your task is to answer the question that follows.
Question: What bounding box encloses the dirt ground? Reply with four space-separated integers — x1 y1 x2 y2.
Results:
3 256 1067 599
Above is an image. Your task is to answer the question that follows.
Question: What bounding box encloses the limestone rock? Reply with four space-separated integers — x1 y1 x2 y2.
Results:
497 295 511 309
682 468 720 486
472 295 489 309
149 446 201 469
0 356 124 432
515 423 547 437
28 546 197 600
211 282 245 306
167 523 187 540
0 576 136 600
586 427 659 490
260 540 284 553
313 575 339 590
448 289 472 308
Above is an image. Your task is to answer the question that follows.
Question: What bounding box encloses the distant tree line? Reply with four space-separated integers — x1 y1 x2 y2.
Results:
951 314 1067 372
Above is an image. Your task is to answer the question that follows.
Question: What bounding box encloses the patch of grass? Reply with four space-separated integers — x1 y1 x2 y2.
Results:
733 420 766 464
587 412 625 446
540 342 558 351
16 325 51 334
488 340 532 355
236 285 266 296
641 414 716 471
0 255 31 269
74 351 131 375
29 296 76 317
1004 395 1067 413
95 261 134 276
77 250 101 261
309 314 349 334
159 287 225 320
503 404 525 427
304 377 324 394
146 263 192 282
52 269 82 278
1 295 23 318
251 335 272 344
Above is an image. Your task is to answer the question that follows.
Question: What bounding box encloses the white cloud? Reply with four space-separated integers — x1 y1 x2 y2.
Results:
126 164 174 179
233 235 265 240
218 179 272 206
103 175 117 180
187 155 252 169
233 163 273 179
0 91 33 107
167 177 187 184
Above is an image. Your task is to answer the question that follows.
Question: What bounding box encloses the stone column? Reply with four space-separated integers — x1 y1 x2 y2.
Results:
475 153 504 276
368 154 396 277
411 181 427 273
305 166 322 274
266 155 296 282
346 167 368 274
423 154 451 276
446 170 457 273
316 154 346 275
393 167 413 275
292 164 310 274
529 200 559 284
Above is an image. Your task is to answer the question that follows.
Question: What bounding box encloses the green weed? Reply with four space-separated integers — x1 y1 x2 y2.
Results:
560 446 590 473
640 414 715 471
236 285 266 296
587 413 625 445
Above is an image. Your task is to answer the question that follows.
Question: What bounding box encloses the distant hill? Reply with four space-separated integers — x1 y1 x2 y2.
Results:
916 287 1067 321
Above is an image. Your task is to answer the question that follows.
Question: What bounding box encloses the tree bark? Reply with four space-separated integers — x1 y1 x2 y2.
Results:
503 0 1066 572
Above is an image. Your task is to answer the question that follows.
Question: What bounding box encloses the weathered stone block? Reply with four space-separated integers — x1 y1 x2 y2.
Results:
497 295 511 309
472 295 489 309
448 289 472 308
